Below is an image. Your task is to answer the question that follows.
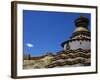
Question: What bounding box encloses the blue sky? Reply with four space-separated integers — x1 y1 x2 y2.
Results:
23 10 91 57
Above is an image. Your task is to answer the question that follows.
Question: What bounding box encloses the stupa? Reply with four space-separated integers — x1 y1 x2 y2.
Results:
46 15 91 68
61 15 90 50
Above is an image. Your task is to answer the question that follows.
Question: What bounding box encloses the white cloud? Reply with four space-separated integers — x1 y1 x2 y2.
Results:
26 43 34 48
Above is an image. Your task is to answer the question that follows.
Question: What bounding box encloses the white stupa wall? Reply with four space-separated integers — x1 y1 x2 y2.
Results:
64 40 90 50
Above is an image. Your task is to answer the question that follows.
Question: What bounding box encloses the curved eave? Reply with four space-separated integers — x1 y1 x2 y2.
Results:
61 39 91 47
